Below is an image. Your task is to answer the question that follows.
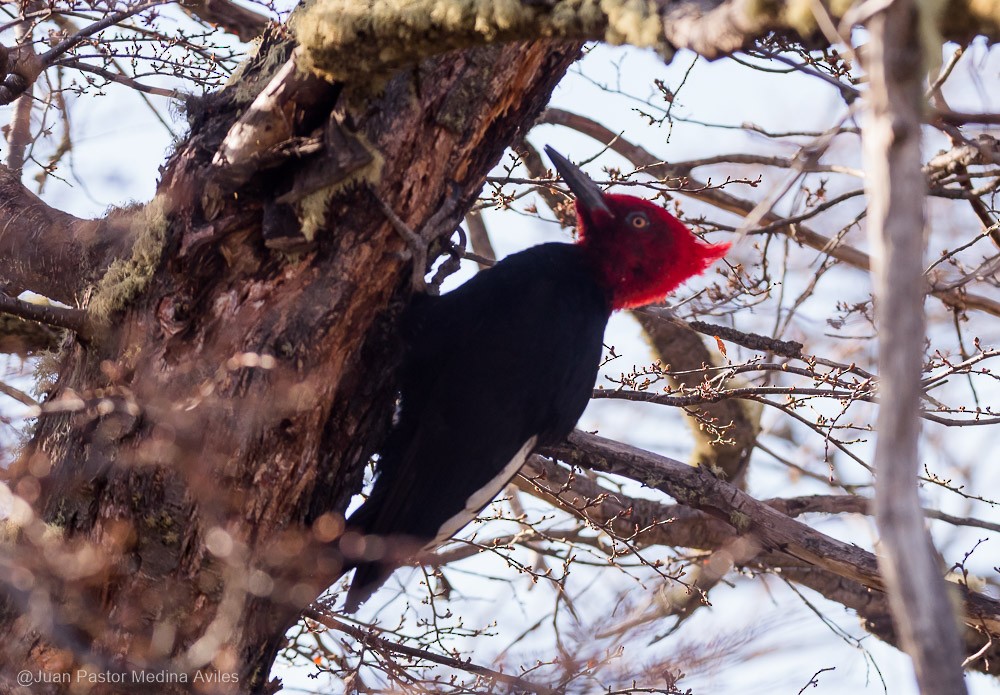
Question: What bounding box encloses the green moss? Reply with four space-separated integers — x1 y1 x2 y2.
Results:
223 35 265 89
89 196 171 325
31 350 62 402
742 0 782 20
295 0 671 83
782 0 818 35
0 518 65 546
729 510 751 532
298 188 333 242
828 0 854 15
0 519 21 545
966 0 1000 25
601 0 662 47
298 136 384 240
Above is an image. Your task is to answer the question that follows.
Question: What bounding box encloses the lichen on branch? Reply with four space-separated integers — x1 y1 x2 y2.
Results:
294 0 668 83
88 196 172 325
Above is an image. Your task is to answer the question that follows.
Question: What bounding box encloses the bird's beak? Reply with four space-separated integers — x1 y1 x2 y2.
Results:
545 146 614 221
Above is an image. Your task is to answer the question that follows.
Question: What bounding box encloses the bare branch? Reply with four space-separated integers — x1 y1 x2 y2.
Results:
0 165 133 303
0 293 87 335
4 21 36 169
633 312 759 484
514 456 999 669
0 313 62 355
179 0 270 42
937 109 1000 126
540 107 1000 318
38 0 174 66
56 58 183 99
543 431 1000 637
304 608 558 694
0 379 37 407
463 211 496 270
517 140 574 226
863 2 967 690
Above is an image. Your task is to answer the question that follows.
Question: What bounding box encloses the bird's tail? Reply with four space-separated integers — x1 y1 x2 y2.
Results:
343 561 390 613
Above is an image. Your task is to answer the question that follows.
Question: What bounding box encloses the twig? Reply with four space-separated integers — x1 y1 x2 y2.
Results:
539 107 1000 318
303 608 557 694
39 0 174 66
56 58 182 99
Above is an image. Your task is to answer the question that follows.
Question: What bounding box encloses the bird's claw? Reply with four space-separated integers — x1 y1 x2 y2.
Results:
375 184 464 295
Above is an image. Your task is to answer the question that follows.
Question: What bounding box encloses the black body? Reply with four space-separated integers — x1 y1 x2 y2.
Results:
344 242 612 610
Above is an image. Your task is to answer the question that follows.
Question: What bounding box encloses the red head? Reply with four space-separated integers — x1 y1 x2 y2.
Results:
547 147 730 310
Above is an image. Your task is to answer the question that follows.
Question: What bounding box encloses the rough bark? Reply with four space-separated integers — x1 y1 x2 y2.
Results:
0 33 583 693
291 0 1000 85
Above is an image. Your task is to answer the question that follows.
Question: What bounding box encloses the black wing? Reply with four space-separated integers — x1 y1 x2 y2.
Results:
344 243 611 610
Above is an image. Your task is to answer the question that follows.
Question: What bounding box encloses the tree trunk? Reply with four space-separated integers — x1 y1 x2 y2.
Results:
1 33 582 693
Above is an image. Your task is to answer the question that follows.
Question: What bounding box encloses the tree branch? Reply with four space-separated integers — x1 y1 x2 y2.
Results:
0 165 133 303
56 58 183 99
38 0 173 66
633 312 759 484
305 608 558 694
0 293 88 335
179 0 270 42
515 455 1000 671
863 1 967 690
0 314 61 356
539 107 1000 318
0 379 37 407
294 0 1000 86
5 23 36 169
296 2 619 84
541 431 1000 637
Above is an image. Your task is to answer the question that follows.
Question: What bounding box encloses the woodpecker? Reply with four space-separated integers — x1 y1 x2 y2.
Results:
341 146 729 611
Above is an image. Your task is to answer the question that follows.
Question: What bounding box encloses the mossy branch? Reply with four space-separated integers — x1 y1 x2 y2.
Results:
634 310 761 486
296 0 668 84
87 196 171 326
295 0 1000 87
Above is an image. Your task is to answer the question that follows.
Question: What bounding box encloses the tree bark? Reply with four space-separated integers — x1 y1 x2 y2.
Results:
863 1 968 691
0 167 133 304
0 34 583 693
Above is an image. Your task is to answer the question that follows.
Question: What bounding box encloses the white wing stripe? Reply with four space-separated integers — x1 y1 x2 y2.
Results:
428 435 539 549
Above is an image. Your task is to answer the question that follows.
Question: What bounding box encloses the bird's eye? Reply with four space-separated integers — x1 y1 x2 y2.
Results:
627 212 650 229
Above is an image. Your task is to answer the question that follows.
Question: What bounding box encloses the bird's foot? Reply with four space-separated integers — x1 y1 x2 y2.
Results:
374 195 429 292
375 184 464 294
